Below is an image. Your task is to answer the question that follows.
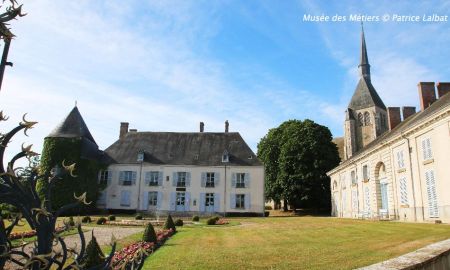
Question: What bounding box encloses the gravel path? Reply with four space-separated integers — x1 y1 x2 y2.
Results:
5 226 144 269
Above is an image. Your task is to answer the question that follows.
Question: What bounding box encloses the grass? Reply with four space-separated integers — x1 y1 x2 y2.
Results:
141 217 450 270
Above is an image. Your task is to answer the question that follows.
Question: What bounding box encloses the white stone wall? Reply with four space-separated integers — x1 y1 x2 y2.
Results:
330 106 450 222
99 164 265 215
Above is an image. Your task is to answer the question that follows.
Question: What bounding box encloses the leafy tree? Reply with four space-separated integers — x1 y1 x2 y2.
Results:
258 119 340 212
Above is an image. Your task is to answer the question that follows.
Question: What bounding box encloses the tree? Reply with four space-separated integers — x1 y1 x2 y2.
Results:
142 223 157 243
163 215 176 232
258 119 340 212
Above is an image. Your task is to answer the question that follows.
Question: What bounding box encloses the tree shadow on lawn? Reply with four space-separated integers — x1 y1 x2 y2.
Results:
268 209 331 218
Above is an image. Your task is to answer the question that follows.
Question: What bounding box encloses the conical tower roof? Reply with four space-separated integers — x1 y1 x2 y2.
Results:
348 25 386 110
47 106 97 145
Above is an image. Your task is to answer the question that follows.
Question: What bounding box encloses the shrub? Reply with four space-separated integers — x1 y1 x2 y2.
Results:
265 205 273 210
108 215 116 221
68 216 75 226
163 215 176 232
83 234 105 268
82 216 92 223
174 219 183 226
192 215 200 222
265 211 270 217
213 216 220 221
135 214 143 220
206 217 216 225
96 217 107 225
142 223 157 243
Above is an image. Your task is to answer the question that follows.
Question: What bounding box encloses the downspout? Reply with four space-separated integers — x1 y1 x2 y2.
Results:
137 161 143 212
223 164 227 217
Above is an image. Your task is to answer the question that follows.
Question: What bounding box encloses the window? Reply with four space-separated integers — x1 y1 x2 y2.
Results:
120 190 131 206
236 173 245 188
358 113 364 126
364 111 371 125
364 187 371 213
206 173 215 188
177 172 186 187
148 191 158 206
97 192 106 205
421 138 433 160
235 194 245 209
146 171 160 186
98 170 110 186
362 165 369 181
222 150 229 163
352 190 358 210
351 171 357 185
399 177 408 205
137 151 144 162
397 150 405 168
176 192 185 206
332 181 338 191
425 170 438 218
119 171 135 186
205 193 214 206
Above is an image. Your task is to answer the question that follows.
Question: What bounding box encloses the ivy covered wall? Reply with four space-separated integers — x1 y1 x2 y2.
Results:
37 137 104 214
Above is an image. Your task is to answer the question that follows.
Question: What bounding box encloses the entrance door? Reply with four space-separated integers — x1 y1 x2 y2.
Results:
205 193 215 212
380 182 389 217
176 192 186 211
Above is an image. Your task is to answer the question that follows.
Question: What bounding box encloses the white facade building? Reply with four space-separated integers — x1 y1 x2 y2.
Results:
98 122 265 216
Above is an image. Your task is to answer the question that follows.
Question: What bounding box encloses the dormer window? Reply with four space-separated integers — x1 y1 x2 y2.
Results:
137 150 144 162
222 150 229 163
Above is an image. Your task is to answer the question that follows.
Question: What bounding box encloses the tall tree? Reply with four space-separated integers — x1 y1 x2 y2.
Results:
258 119 340 212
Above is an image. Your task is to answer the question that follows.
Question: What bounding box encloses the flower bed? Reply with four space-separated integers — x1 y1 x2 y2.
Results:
215 219 229 225
111 229 174 269
8 226 66 240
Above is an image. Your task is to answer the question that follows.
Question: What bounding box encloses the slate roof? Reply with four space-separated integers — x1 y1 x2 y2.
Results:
104 132 262 166
348 78 387 110
335 92 450 169
47 106 97 144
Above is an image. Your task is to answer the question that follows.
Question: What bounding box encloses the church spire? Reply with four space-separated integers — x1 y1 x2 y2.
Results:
359 22 371 80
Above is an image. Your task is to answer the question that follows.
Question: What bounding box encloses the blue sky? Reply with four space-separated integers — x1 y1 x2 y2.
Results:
0 1 449 160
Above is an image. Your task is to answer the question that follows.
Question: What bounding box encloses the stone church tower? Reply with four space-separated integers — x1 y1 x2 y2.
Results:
344 27 388 160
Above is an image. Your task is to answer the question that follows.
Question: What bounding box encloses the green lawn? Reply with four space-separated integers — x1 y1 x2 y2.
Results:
142 217 450 270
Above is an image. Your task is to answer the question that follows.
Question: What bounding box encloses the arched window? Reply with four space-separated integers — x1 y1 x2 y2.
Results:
358 113 364 126
364 111 371 125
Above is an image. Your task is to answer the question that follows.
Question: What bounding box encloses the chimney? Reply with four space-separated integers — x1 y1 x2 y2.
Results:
437 82 450 98
225 120 229 133
418 82 436 111
387 107 401 130
402 106 416 120
120 122 129 139
200 122 204 132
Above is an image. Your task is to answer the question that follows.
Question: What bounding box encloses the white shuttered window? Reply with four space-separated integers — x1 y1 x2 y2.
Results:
425 170 438 218
399 177 408 205
421 138 433 160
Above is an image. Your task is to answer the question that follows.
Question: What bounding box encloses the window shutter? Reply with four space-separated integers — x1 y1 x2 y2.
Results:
426 170 438 217
156 192 162 209
201 172 206 187
215 172 220 187
185 192 190 211
142 191 148 211
214 193 220 212
170 192 176 211
172 172 177 187
244 173 250 188
244 193 251 210
426 138 432 159
132 171 137 185
119 171 125 185
364 187 370 213
352 190 358 210
232 173 236 188
199 193 205 212
230 194 236 209
158 172 163 186
422 139 427 160
107 171 112 186
399 177 408 205
145 172 150 185
186 172 191 187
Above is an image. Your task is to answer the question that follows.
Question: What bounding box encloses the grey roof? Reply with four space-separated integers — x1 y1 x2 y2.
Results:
337 92 450 168
348 78 386 110
47 106 97 144
104 132 262 166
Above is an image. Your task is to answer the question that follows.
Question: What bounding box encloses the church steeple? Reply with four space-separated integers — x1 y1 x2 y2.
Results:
359 23 370 80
